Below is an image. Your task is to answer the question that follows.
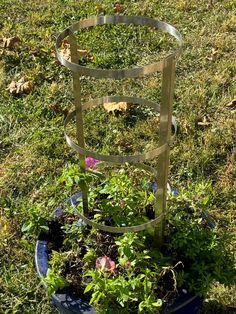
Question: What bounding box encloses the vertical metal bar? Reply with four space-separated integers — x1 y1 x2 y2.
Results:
154 56 176 247
69 31 89 215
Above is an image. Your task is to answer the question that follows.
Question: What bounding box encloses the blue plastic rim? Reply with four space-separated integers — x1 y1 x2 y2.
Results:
35 194 203 314
35 193 96 314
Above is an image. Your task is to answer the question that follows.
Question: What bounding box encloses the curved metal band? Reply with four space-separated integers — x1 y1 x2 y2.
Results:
69 162 169 233
90 162 172 193
56 15 183 79
64 95 177 163
73 206 166 233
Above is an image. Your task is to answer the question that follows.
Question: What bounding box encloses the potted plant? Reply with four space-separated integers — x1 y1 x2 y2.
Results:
35 160 235 314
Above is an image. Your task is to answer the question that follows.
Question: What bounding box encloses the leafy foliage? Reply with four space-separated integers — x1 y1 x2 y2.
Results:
21 204 49 235
42 268 68 296
166 184 236 296
83 231 164 314
53 170 235 313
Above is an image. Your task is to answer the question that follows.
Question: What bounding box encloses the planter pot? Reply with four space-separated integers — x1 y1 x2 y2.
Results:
35 194 203 314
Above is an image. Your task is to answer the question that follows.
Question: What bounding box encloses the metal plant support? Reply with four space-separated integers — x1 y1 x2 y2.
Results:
56 15 182 245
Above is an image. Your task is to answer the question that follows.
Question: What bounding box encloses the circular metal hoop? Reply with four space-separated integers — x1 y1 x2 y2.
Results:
72 204 166 233
70 161 170 233
56 15 183 79
64 95 177 163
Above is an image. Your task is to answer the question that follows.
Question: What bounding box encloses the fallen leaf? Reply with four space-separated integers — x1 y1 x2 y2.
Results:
7 81 17 94
61 44 71 61
78 49 90 58
29 47 41 55
0 141 8 149
50 50 62 65
50 50 56 58
61 41 93 61
150 116 160 125
225 97 236 110
62 39 69 48
206 48 221 61
48 103 68 117
113 3 124 13
2 37 20 49
7 77 33 95
115 138 132 150
103 102 131 113
95 4 103 12
20 80 33 94
197 116 211 127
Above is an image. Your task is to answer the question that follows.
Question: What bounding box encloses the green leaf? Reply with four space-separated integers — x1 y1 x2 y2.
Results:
83 249 96 263
138 301 145 312
123 246 132 258
202 195 210 206
93 214 102 220
21 221 33 232
118 257 127 267
152 299 162 307
89 291 100 305
40 225 49 231
84 283 94 294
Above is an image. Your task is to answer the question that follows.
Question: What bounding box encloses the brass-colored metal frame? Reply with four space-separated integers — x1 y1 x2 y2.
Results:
56 15 182 240
64 96 177 163
56 15 182 78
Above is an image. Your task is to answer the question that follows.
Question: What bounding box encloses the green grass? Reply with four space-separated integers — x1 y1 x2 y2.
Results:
0 0 235 313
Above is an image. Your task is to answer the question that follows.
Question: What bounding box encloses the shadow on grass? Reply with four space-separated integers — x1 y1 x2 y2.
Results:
199 300 236 314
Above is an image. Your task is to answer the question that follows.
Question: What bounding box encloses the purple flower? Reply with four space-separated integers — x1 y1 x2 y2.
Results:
119 199 125 208
125 261 131 269
96 256 116 273
85 157 100 168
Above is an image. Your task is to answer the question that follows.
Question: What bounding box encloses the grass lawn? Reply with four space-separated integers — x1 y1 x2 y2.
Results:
0 0 235 313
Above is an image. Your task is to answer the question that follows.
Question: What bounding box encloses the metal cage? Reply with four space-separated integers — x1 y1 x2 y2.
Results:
56 15 182 244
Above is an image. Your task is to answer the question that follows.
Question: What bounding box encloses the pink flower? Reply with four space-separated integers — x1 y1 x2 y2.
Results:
85 157 100 168
96 256 116 273
119 199 125 208
125 261 131 269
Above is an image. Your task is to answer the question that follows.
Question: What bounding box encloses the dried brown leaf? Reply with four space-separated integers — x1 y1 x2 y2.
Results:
62 47 71 61
113 3 124 13
103 102 131 113
2 37 21 49
48 103 68 117
7 81 18 94
29 47 41 55
197 116 211 127
78 49 90 58
150 116 160 126
21 81 33 93
206 48 221 61
7 77 33 95
95 4 103 13
61 41 92 61
225 97 236 110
